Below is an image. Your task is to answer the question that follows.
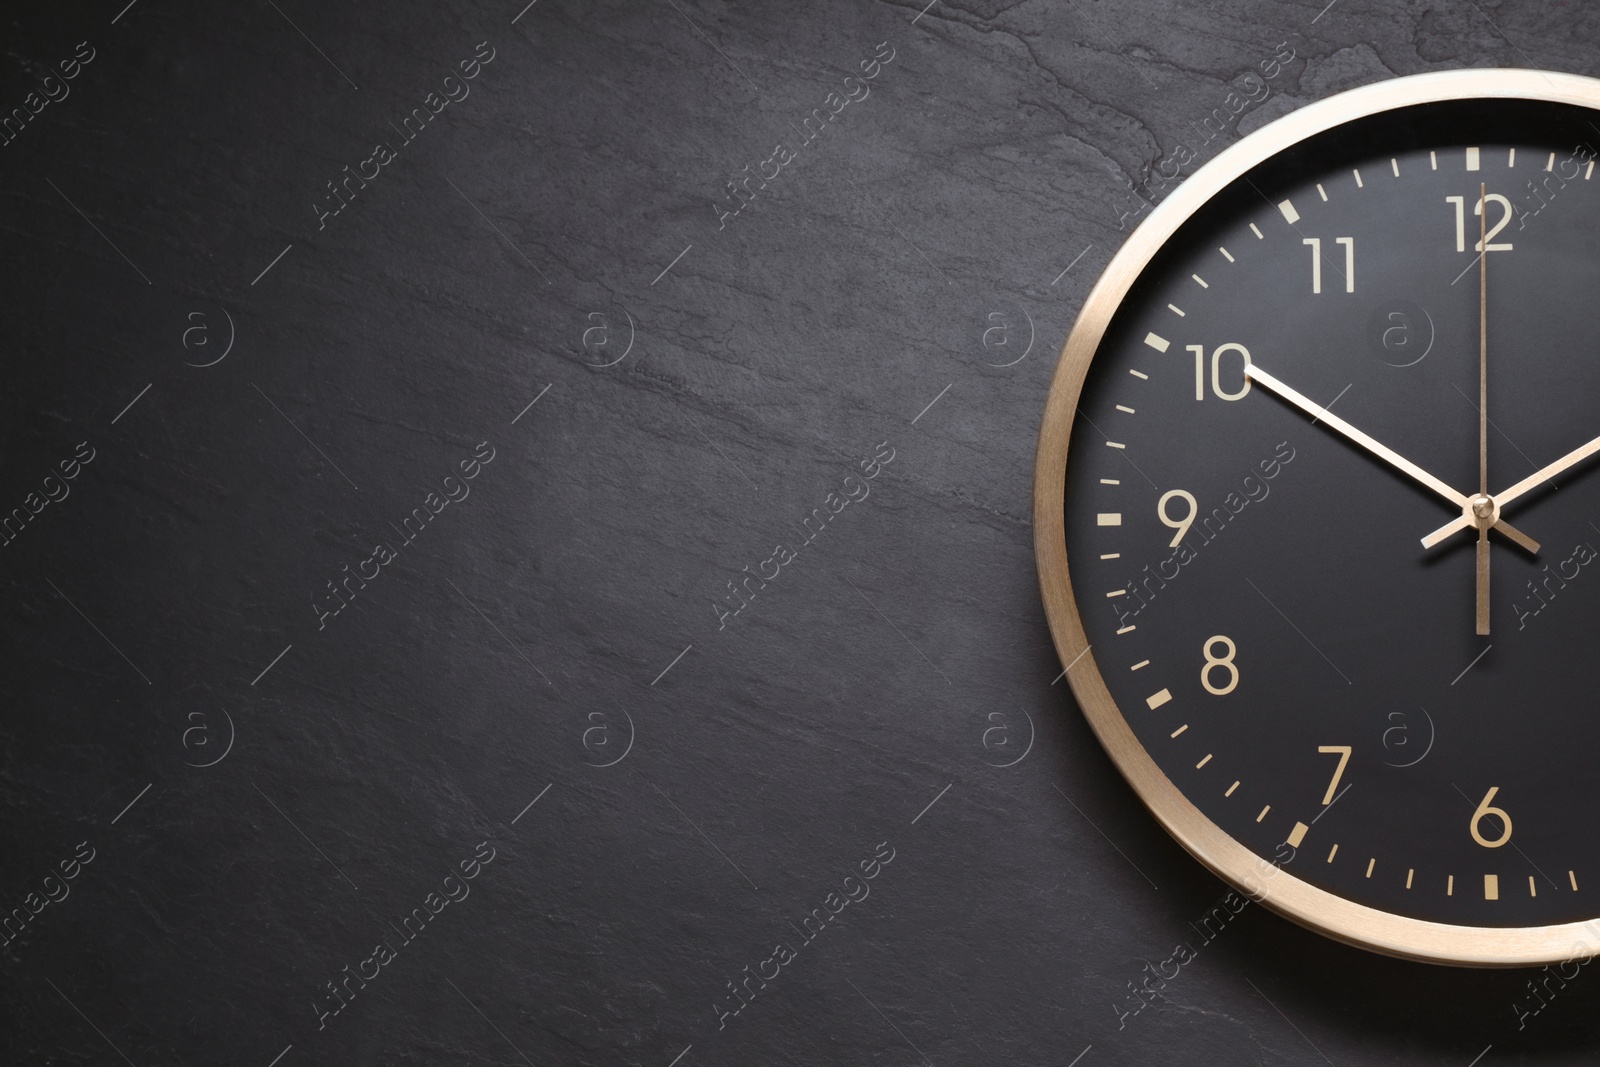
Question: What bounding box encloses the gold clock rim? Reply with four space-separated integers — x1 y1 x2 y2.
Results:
1033 68 1600 967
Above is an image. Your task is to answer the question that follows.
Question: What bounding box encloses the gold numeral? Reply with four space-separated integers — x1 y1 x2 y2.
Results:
1447 193 1514 253
1201 635 1239 695
1301 237 1355 293
1317 745 1352 805
1184 343 1252 401
1158 489 1197 547
1470 786 1513 848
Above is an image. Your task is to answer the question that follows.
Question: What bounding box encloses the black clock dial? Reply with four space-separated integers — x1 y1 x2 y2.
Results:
1064 97 1600 930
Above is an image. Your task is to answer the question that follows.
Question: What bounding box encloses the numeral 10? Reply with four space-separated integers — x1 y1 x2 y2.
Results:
1184 343 1252 401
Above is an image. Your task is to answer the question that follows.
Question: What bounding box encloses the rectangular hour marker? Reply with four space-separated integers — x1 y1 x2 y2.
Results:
1352 168 1363 188
1430 149 1438 170
1192 274 1209 288
1287 821 1309 848
1249 223 1264 239
1365 858 1375 878
1255 805 1270 823
1144 331 1170 352
1327 844 1339 862
1219 246 1235 262
1225 781 1239 797
1106 440 1127 448
1099 553 1120 560
1116 625 1136 635
1572 870 1580 890
1106 588 1126 598
1115 404 1136 414
1466 146 1481 171
1169 303 1186 316
1508 147 1516 167
1195 754 1212 769
1390 157 1400 176
1277 199 1300 223
1547 151 1557 172
1097 513 1122 526
1130 659 1149 670
1099 478 1120 485
1146 688 1172 709
1406 868 1414 889
1485 874 1499 901
1448 875 1454 896
1530 876 1537 898
1316 183 1327 201
1128 370 1148 380
1170 724 1188 737
1587 161 1595 180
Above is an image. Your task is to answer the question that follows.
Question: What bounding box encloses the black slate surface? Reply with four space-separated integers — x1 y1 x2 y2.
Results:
4 1 1600 1064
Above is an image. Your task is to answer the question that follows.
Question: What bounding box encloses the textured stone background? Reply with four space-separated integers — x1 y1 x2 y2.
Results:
4 0 1600 1064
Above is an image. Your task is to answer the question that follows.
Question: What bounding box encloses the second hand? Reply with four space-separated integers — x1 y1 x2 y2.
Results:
1477 180 1490 636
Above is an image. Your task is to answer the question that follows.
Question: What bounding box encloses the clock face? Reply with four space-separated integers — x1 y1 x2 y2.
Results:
1035 71 1600 965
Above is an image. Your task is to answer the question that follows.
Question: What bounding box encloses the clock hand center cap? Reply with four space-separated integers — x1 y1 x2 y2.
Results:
1468 493 1498 527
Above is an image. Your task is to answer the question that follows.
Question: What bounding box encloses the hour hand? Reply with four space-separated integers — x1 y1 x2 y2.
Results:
1243 364 1540 553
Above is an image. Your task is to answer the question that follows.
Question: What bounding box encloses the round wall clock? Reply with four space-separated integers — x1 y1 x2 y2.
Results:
1034 69 1600 966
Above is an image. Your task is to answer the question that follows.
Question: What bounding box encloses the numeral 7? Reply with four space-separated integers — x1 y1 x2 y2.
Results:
1317 745 1352 805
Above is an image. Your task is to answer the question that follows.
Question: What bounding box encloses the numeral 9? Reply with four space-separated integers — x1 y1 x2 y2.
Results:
1158 489 1197 547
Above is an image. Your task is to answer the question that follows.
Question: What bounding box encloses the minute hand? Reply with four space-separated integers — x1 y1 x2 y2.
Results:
1420 429 1600 549
1244 364 1540 553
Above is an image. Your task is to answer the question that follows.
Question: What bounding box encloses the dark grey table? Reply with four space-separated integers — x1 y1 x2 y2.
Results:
4 1 1598 1063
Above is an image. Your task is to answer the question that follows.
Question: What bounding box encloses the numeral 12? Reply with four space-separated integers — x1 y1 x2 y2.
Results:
1447 193 1514 252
